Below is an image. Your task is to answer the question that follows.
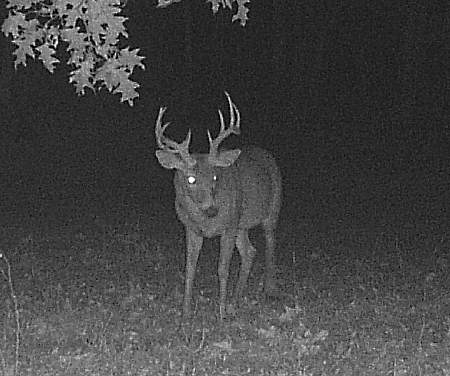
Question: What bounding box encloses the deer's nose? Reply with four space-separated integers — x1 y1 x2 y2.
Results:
203 206 218 218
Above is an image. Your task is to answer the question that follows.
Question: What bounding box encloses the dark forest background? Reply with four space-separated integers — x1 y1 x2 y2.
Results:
0 1 448 234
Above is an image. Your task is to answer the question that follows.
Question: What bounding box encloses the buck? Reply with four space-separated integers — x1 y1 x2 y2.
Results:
155 92 282 318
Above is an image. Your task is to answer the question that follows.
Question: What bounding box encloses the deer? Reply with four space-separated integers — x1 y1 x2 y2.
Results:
155 92 282 319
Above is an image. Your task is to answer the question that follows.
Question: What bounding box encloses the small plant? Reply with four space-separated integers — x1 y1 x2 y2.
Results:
0 251 20 376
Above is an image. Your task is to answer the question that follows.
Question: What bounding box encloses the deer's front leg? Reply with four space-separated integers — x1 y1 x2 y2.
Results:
218 231 236 319
183 228 203 317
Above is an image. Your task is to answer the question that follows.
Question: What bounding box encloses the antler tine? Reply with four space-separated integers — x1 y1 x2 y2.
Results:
207 109 224 146
227 92 240 134
179 129 192 152
155 107 169 149
208 92 241 156
225 91 235 133
155 106 194 164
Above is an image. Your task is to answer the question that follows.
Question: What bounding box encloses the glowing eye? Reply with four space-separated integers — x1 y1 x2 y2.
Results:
187 176 196 184
213 175 218 182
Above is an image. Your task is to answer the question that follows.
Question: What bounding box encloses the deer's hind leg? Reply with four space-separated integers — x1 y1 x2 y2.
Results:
262 219 277 295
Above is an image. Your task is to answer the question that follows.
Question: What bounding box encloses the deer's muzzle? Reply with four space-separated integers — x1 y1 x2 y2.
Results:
203 206 219 218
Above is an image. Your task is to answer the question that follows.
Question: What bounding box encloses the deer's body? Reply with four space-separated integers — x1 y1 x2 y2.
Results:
155 93 282 318
174 147 281 238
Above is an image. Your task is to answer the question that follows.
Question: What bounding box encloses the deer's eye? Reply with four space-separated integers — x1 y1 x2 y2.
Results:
187 176 196 185
213 175 218 182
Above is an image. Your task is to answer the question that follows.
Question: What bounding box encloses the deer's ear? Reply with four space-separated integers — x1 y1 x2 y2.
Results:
156 150 185 170
212 149 241 167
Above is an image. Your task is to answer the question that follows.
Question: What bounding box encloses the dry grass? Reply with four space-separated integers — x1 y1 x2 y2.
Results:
0 220 449 375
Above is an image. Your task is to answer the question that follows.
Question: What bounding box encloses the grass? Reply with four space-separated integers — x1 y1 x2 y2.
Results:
0 218 449 375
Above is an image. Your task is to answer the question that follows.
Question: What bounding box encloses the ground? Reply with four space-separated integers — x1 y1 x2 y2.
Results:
0 216 449 375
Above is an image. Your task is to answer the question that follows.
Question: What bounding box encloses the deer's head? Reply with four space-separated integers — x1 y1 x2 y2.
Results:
155 92 241 216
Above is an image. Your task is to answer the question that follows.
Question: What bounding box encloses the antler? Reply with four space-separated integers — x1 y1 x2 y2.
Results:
155 107 195 166
208 92 241 158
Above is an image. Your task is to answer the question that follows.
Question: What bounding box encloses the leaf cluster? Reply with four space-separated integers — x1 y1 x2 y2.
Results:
2 0 250 105
2 0 145 105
